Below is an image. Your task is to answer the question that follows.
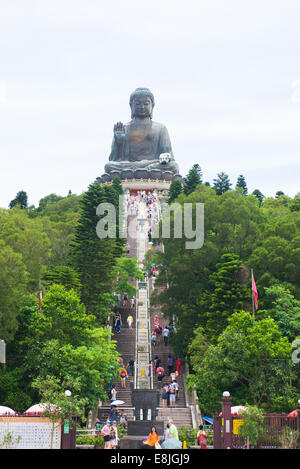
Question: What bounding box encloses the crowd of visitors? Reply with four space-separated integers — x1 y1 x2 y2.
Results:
150 352 183 408
94 415 206 450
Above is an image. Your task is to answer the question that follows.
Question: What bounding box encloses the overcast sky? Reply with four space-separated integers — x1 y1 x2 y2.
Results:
0 0 300 208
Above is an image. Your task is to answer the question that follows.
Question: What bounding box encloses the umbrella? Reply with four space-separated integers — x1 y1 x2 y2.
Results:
111 400 125 406
287 409 300 419
25 403 59 414
161 438 182 449
0 406 16 415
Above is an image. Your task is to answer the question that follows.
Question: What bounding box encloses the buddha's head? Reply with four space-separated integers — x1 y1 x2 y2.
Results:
129 87 155 119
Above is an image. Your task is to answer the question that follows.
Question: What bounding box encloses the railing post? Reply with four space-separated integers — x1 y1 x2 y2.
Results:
221 391 232 449
213 412 222 449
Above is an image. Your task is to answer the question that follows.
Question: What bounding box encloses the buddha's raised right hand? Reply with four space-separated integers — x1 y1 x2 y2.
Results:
113 122 126 145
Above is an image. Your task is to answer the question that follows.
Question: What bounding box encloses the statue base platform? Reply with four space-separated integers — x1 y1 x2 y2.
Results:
97 178 174 193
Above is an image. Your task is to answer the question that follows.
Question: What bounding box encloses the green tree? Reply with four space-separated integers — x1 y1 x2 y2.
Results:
113 257 144 298
42 266 82 295
31 375 87 448
187 326 210 370
70 181 123 322
26 285 97 347
201 253 251 341
0 240 28 342
290 193 300 212
236 175 248 195
239 405 265 448
187 312 295 415
252 189 265 206
258 285 300 341
168 179 182 204
9 191 28 210
183 164 203 195
0 208 51 291
213 172 232 195
37 194 64 212
22 285 120 409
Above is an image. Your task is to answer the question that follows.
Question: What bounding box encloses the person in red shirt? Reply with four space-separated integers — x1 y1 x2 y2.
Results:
176 358 182 376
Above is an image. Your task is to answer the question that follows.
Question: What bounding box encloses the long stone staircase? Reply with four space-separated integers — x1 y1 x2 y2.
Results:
97 192 194 429
97 319 136 423
149 283 193 428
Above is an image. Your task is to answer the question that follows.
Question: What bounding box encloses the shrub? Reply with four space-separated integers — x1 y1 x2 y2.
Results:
177 426 198 447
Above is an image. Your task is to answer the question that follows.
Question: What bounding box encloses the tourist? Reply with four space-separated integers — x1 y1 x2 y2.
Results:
127 358 135 377
110 421 119 449
168 381 176 408
154 314 159 327
154 356 161 370
161 383 169 408
176 358 182 376
151 331 157 347
130 297 135 309
126 243 130 254
145 427 160 449
127 314 134 328
169 419 179 439
167 355 173 375
154 324 162 344
166 383 171 407
101 420 112 449
148 360 152 377
156 366 164 387
161 419 182 449
163 327 170 346
120 368 127 388
115 314 122 334
110 386 117 407
119 410 128 429
173 379 179 401
197 425 208 449
109 406 119 425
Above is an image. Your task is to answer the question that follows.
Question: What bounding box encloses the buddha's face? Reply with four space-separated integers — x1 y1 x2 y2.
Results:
131 95 153 118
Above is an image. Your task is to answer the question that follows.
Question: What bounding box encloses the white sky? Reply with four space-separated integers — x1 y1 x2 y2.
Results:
0 0 300 208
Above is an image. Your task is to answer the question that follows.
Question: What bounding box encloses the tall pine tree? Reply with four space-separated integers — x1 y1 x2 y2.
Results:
183 164 203 195
168 179 182 204
252 189 265 206
9 191 28 209
236 175 248 195
213 172 232 195
70 181 123 323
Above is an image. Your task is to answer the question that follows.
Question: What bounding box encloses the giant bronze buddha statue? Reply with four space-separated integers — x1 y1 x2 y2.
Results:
100 88 181 182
